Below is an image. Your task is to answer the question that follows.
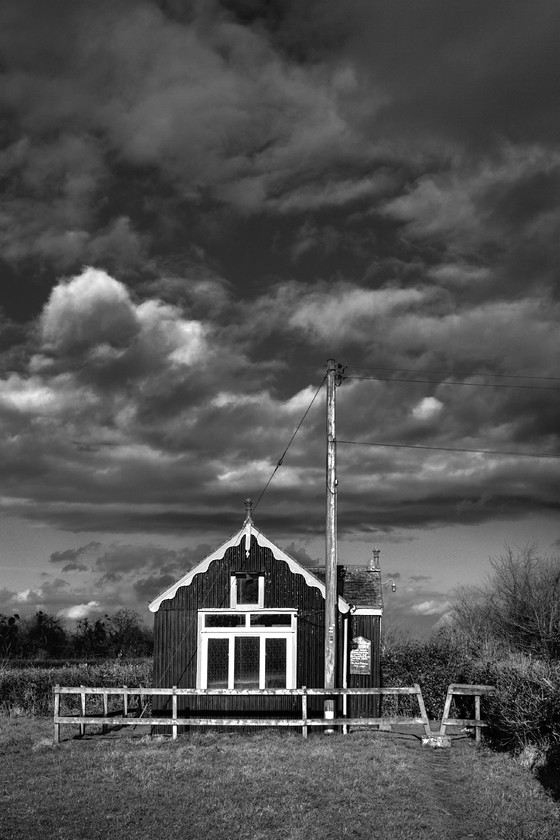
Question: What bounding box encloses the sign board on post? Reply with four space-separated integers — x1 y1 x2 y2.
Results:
350 636 371 675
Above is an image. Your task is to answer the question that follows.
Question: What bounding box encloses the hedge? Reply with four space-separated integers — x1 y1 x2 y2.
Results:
0 660 153 716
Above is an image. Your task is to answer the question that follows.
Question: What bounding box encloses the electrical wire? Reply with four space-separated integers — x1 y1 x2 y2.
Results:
345 375 560 392
349 366 560 383
252 374 327 514
336 439 560 459
156 376 328 689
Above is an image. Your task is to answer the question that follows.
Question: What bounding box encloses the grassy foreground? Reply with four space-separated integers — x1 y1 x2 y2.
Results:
1 719 558 840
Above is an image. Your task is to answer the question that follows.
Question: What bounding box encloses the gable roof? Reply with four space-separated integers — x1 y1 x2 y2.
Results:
148 516 351 613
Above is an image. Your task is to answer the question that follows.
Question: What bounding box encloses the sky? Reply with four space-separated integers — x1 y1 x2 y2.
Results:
0 0 559 635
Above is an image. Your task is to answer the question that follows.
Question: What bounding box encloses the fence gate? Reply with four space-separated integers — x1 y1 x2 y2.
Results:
439 684 495 742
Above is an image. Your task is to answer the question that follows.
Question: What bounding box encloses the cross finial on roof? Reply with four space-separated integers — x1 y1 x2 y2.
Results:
243 498 253 557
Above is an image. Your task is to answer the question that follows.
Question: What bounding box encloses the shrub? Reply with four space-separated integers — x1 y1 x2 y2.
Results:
483 657 560 755
380 634 487 719
0 659 153 717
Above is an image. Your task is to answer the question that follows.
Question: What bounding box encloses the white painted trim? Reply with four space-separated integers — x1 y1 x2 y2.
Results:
200 609 297 631
149 526 246 612
201 613 296 632
148 522 350 613
351 607 383 616
251 526 349 612
196 611 204 689
230 573 265 609
228 637 235 689
197 624 296 690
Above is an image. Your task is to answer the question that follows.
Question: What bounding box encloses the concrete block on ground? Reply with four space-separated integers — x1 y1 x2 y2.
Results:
422 735 451 748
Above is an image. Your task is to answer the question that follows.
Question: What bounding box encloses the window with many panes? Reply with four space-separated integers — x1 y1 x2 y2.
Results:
197 610 296 690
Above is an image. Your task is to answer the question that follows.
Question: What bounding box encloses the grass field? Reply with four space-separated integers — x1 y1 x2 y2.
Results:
1 718 558 840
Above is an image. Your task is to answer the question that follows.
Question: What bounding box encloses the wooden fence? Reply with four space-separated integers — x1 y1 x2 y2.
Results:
439 683 495 743
52 684 432 743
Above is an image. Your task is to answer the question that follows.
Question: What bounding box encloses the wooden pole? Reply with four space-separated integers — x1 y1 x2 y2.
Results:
53 685 60 745
80 685 86 737
324 358 337 727
475 693 481 744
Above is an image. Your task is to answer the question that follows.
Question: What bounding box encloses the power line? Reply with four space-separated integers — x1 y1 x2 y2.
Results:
345 375 560 392
350 366 560 383
252 374 327 514
336 439 560 459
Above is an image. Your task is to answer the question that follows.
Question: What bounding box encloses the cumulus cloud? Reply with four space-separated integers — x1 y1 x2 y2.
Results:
40 268 140 355
410 599 451 617
0 0 558 632
58 601 102 620
412 398 443 421
0 262 557 547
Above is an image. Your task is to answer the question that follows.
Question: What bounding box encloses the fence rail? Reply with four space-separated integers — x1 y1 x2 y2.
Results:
439 683 495 742
52 684 432 742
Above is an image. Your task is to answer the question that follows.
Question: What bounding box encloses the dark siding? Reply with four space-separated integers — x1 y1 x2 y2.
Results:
152 535 343 718
347 614 381 717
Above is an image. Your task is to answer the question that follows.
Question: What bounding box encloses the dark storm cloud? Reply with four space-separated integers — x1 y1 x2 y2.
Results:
95 542 208 575
61 562 88 574
134 573 178 602
0 0 558 597
0 265 558 541
0 0 558 316
280 542 320 568
0 538 211 618
49 542 102 565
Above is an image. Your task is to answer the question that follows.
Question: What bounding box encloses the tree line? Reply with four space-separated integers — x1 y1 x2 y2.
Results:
0 608 153 660
2 545 558 662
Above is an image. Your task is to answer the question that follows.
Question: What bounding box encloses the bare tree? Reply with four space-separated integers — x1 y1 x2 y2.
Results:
448 545 560 660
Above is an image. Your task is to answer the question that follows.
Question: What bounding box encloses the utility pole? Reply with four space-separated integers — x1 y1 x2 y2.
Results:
324 358 337 725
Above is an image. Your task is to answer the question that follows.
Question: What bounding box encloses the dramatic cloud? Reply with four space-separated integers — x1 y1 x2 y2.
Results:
0 0 558 631
58 601 102 621
410 599 450 617
49 543 102 566
412 398 443 422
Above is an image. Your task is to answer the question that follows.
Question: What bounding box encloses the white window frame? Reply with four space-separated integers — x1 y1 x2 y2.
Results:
197 610 296 690
230 574 265 609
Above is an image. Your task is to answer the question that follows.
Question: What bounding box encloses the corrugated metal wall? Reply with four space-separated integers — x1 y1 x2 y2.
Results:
348 614 382 717
152 535 350 719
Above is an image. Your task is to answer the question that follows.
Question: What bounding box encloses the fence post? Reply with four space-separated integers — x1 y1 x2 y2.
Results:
439 686 453 737
301 687 308 740
474 693 481 744
172 686 178 741
414 684 432 738
123 685 128 718
53 685 60 745
102 690 108 734
80 686 86 737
